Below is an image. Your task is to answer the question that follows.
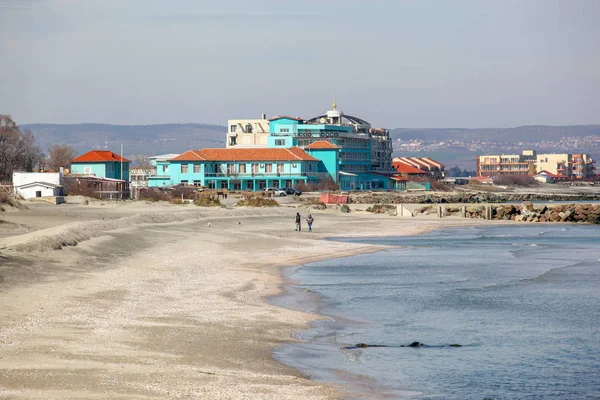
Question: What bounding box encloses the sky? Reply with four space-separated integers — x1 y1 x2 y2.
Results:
1 0 599 128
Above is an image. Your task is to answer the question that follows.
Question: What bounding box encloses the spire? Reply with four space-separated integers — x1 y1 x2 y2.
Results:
332 90 337 110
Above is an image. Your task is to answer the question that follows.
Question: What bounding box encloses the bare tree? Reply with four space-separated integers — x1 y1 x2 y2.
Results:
0 115 44 181
45 144 76 172
133 154 151 168
19 129 44 172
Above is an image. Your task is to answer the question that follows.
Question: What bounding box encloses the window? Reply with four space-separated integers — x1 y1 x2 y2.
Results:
265 164 272 173
239 164 246 173
277 163 284 173
194 180 202 186
221 181 228 189
230 125 237 133
227 164 235 174
252 163 259 173
181 180 188 184
194 164 201 173
162 165 168 173
181 164 188 173
275 139 285 146
280 128 290 133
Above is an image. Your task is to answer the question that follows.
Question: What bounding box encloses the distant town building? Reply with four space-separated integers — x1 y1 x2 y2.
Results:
391 162 429 178
392 157 445 178
476 150 595 178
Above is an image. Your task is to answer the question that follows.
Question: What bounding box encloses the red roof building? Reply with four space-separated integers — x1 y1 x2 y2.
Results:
304 141 340 150
392 157 445 178
70 150 131 183
392 162 429 177
170 147 318 162
71 150 131 163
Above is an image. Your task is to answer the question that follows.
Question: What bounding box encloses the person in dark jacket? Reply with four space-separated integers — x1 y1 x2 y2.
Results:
306 214 314 232
295 212 301 231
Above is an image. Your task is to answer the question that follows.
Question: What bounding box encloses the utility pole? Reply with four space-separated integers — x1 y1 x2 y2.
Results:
120 144 123 181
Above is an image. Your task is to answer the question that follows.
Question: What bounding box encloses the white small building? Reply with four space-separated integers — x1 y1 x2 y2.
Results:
13 172 64 199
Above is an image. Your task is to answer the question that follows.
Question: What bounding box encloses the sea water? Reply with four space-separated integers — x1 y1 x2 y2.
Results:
273 225 600 399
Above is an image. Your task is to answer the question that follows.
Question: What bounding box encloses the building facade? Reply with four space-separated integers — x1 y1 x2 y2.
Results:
148 147 331 190
476 150 596 179
476 150 537 177
71 150 131 181
147 103 404 191
265 103 395 190
392 157 445 179
226 114 271 148
13 172 64 199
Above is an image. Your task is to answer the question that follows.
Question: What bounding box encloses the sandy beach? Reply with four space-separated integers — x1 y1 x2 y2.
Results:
0 197 495 399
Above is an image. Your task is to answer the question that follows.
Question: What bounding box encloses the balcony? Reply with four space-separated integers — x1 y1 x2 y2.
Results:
203 172 330 179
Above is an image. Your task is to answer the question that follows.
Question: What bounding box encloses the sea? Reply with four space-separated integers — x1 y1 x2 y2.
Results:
273 224 600 400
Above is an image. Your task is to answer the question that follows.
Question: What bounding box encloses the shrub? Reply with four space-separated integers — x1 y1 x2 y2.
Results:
194 197 222 207
295 176 340 192
137 188 171 202
170 185 198 200
236 198 279 207
65 183 101 199
429 179 453 191
493 175 538 187
0 191 23 209
170 198 186 205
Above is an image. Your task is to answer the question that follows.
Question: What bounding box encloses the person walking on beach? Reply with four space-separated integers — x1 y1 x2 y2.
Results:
295 212 302 232
306 214 314 232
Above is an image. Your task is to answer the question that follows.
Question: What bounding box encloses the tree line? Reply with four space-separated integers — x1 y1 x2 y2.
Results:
0 115 76 182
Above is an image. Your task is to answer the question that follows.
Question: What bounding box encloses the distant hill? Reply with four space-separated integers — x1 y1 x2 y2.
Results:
22 123 226 160
21 123 599 169
390 125 600 169
390 125 600 142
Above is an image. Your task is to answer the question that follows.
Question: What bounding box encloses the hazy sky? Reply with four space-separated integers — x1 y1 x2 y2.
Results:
1 0 599 128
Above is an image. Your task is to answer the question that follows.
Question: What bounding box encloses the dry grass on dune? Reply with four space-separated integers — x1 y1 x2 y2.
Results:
236 198 280 207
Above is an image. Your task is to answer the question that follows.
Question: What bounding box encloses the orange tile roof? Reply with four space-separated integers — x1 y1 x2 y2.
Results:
392 162 428 175
305 141 340 150
171 147 319 162
71 150 131 163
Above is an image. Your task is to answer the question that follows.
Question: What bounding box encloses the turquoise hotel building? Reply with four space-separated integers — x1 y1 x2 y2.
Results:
148 146 338 190
148 102 407 191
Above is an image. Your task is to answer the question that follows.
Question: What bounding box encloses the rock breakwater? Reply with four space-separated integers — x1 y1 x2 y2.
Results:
437 202 600 224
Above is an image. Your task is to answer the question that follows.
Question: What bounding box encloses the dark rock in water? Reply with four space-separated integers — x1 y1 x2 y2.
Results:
449 344 462 347
408 341 421 347
356 343 368 348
